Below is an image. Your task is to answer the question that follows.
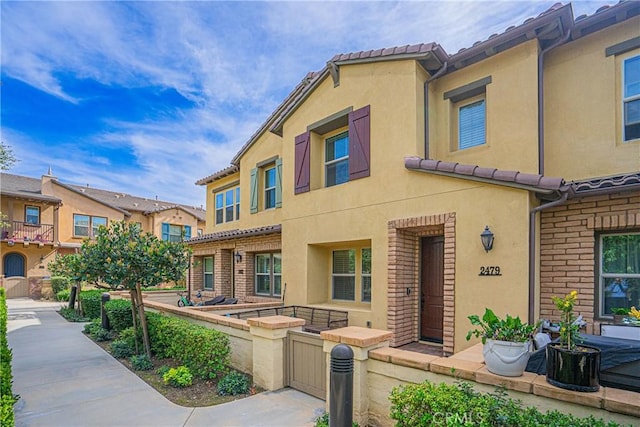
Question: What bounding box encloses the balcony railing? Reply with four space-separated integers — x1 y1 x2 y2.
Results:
1 221 54 243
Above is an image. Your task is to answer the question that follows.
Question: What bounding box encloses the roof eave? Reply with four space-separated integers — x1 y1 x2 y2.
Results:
52 180 132 217
0 190 62 204
572 1 640 40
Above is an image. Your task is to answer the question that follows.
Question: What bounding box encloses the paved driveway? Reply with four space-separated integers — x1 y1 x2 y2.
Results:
7 298 325 427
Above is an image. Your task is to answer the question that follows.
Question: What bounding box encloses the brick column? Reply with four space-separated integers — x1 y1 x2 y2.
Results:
247 315 305 390
321 327 393 427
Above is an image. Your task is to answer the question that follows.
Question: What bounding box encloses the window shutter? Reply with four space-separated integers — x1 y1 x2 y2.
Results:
348 105 370 180
250 167 258 213
184 225 191 240
459 100 486 150
275 158 283 208
161 223 170 241
294 132 311 194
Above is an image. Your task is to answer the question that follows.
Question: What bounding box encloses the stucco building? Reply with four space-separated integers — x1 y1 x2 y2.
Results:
0 170 205 297
188 2 639 354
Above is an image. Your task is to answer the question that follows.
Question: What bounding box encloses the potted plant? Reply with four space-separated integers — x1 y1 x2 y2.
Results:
466 308 538 377
611 307 630 324
546 290 600 392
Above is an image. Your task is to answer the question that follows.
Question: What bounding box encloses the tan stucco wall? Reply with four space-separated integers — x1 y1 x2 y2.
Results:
544 17 640 179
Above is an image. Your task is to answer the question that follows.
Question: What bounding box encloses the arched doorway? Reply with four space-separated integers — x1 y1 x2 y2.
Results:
3 253 25 277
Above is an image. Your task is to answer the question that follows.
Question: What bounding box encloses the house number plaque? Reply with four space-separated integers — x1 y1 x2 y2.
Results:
479 266 501 276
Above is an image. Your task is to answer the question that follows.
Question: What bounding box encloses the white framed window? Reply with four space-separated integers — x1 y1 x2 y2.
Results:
73 214 107 238
599 232 640 317
458 99 486 150
325 132 349 187
361 248 371 302
203 256 214 290
161 223 191 242
264 166 276 209
255 253 281 297
215 186 240 225
332 249 355 301
623 55 640 142
25 206 40 225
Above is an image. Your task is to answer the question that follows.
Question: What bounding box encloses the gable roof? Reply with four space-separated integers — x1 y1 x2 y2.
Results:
0 173 62 203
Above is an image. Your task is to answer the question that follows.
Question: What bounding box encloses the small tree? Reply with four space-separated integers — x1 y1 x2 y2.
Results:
51 221 190 358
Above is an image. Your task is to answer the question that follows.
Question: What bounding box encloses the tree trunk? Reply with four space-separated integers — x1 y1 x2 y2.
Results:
136 284 152 359
129 289 140 355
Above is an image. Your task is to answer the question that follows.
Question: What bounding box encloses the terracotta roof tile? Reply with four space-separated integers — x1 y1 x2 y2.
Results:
195 165 239 186
187 224 281 244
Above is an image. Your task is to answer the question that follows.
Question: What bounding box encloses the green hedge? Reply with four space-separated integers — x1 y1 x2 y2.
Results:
1 288 18 427
147 312 230 379
104 299 133 332
80 290 104 319
51 276 71 294
389 380 625 427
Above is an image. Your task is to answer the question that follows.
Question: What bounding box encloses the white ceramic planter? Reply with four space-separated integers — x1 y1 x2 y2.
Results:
482 339 531 377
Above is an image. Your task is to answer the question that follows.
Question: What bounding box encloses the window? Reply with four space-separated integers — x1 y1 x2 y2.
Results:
325 132 350 187
332 250 356 301
25 206 40 225
264 166 276 209
161 223 191 242
294 105 370 194
623 55 640 141
599 233 640 317
458 99 486 150
255 253 281 297
361 248 371 302
203 256 214 290
73 214 107 238
215 186 240 224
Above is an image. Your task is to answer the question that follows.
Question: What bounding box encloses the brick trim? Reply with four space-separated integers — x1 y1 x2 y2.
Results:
387 213 456 354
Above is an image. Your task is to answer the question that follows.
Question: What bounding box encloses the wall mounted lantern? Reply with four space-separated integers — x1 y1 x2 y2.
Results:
480 226 494 252
234 251 243 263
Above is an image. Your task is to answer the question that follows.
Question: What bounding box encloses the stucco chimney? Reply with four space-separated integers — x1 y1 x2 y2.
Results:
41 167 58 196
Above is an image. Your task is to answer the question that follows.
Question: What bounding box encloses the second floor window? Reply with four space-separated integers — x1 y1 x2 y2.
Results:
264 166 276 209
623 55 640 142
74 214 107 238
325 132 350 187
25 206 40 225
458 99 486 150
215 187 240 224
161 223 191 242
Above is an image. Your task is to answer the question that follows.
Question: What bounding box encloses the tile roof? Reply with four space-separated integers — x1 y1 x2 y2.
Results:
568 172 640 198
404 157 566 194
187 224 281 244
0 173 62 203
195 165 239 186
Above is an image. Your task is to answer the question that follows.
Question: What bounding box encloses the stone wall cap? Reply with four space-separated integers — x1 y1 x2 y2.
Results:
247 315 305 329
321 326 393 347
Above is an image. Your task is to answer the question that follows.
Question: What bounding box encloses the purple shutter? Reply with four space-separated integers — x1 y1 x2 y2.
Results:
294 131 311 194
348 105 370 180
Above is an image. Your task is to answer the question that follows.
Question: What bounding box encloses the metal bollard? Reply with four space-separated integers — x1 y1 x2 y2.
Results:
101 293 111 330
68 285 77 309
330 344 354 427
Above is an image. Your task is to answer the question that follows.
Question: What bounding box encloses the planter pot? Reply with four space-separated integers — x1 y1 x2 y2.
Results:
546 343 600 392
482 339 531 377
613 314 626 324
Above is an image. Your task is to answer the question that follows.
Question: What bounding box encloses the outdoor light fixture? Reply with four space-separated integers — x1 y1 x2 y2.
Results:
234 251 243 263
480 226 494 252
40 255 45 263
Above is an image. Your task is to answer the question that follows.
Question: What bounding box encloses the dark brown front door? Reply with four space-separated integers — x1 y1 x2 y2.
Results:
420 236 444 343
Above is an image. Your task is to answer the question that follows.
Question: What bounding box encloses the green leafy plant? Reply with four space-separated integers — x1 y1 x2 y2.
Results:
466 308 538 344
611 307 630 315
551 290 581 350
217 371 250 396
156 365 170 377
104 299 133 332
83 319 112 341
80 290 104 319
51 276 71 294
389 380 624 427
1 288 19 427
110 339 135 359
130 354 153 371
58 307 89 322
56 289 71 302
163 366 193 388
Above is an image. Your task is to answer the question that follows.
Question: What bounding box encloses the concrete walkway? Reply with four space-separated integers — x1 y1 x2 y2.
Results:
7 298 325 427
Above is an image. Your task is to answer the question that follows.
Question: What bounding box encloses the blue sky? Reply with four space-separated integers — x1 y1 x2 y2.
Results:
1 1 604 207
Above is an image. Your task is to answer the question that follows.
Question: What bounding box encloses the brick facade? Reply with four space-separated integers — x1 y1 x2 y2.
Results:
387 213 456 354
539 192 640 334
189 232 281 302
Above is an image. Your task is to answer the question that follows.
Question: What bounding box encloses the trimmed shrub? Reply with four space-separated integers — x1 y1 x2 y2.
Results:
56 289 71 302
117 327 140 351
130 354 153 371
163 366 192 388
80 290 104 319
217 371 250 396
104 299 133 332
389 380 624 427
110 339 135 359
58 307 89 322
147 312 230 379
156 365 170 377
51 276 71 294
1 288 18 427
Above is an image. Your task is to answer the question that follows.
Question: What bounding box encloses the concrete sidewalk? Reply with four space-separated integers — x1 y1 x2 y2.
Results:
7 298 325 427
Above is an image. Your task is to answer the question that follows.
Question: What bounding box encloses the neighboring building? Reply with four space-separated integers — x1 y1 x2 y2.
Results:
188 1 637 355
0 170 205 296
